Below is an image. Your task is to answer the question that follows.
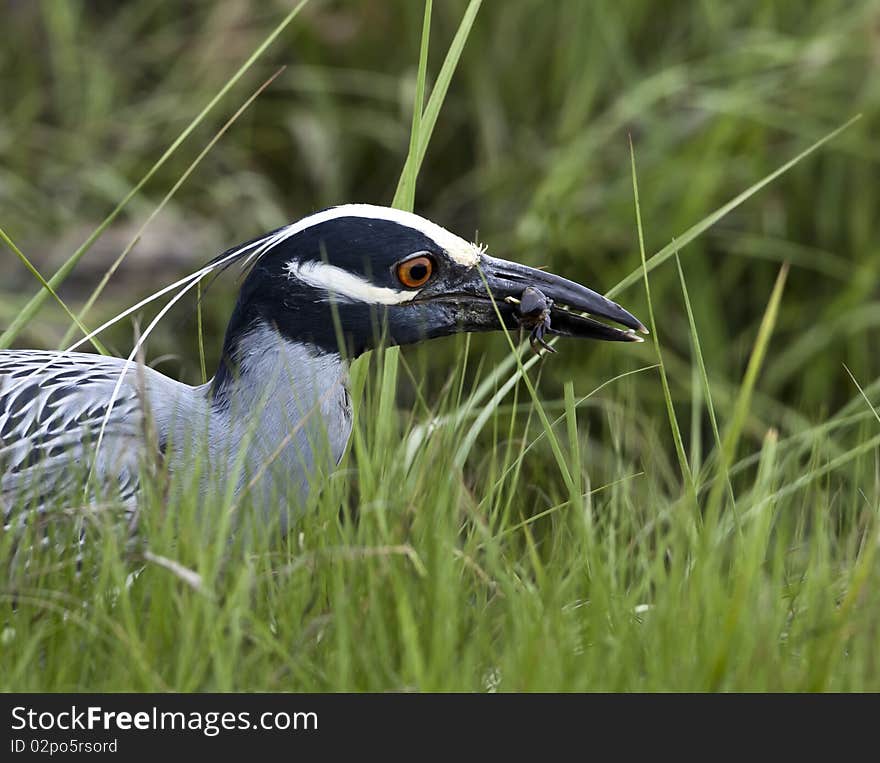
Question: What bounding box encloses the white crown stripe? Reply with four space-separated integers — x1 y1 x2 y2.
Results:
232 204 482 270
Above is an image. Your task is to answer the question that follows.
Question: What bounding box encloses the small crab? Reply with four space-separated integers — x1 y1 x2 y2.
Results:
505 286 557 355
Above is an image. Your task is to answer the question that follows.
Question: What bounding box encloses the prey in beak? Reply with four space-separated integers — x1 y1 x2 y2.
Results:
505 286 560 355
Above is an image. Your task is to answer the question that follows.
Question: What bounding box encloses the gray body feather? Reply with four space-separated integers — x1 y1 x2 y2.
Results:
1 323 351 532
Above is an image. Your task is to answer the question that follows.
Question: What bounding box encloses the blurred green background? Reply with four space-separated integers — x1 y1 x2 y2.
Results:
1 0 878 451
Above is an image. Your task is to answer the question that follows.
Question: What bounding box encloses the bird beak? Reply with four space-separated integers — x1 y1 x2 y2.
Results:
436 254 648 343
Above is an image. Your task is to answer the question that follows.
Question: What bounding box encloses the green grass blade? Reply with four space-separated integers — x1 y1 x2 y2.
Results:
392 0 482 205
393 0 432 212
476 267 575 495
675 254 735 510
607 115 860 299
843 364 880 428
377 0 479 465
706 263 789 518
629 137 695 502
564 381 584 516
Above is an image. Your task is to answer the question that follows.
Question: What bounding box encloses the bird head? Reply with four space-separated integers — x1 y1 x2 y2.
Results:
218 204 646 361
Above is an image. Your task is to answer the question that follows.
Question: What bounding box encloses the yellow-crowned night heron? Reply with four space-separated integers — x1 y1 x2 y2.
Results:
1 205 645 530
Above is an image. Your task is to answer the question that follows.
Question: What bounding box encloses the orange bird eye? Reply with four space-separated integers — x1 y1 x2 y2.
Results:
396 255 434 288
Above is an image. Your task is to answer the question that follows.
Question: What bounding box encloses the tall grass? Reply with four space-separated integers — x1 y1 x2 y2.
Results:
2 1 879 691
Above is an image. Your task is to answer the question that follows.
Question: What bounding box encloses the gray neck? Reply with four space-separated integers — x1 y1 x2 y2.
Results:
208 321 352 521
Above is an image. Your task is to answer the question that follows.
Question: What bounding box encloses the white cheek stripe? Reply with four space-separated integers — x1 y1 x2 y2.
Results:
284 260 419 305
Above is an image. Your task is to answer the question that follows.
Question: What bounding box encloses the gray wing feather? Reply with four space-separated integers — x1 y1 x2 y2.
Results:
0 350 147 526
